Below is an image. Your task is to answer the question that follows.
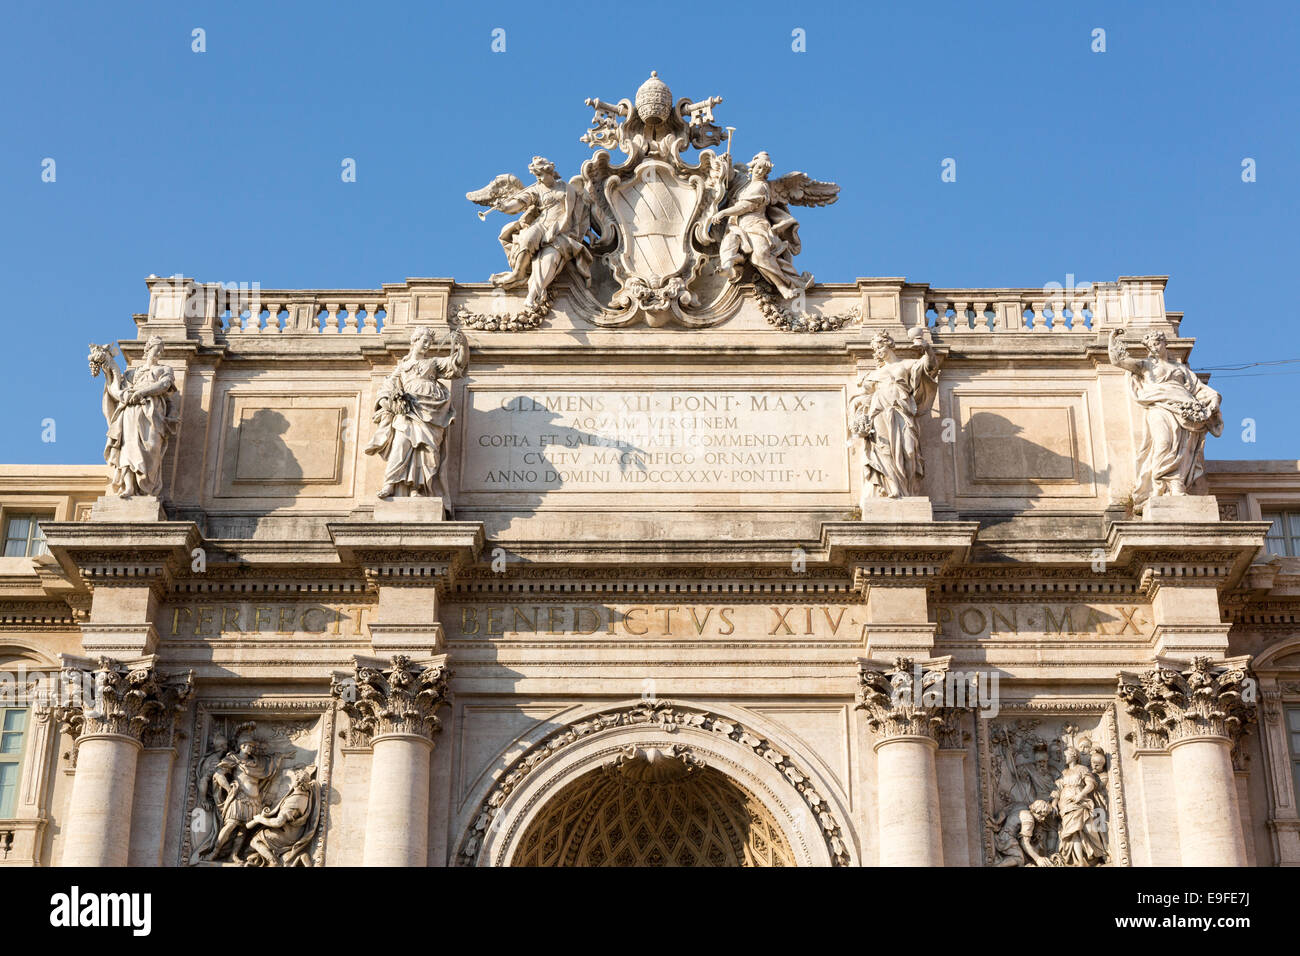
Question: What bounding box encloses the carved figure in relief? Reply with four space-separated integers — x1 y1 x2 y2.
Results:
1106 327 1222 509
245 765 319 867
204 739 283 862
190 730 230 862
710 151 839 300
1052 747 1107 867
466 157 593 311
89 336 180 498
849 330 941 501
988 721 1110 868
366 326 469 502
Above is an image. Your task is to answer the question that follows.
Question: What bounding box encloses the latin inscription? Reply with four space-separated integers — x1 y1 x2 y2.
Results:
449 604 859 640
162 603 371 639
936 604 1152 639
461 387 848 493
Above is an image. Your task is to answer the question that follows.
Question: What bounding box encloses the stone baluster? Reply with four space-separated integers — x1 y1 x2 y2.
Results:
1068 294 1089 331
323 302 341 334
362 301 380 333
946 299 968 334
1117 656 1257 866
56 655 193 867
263 301 281 334
1029 298 1048 331
344 301 360 334
1047 293 1066 331
332 655 450 867
857 658 963 866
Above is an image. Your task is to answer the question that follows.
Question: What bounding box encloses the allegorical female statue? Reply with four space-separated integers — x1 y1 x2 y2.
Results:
88 335 180 498
1052 746 1107 867
365 326 469 501
849 330 942 502
466 156 592 312
1106 327 1222 510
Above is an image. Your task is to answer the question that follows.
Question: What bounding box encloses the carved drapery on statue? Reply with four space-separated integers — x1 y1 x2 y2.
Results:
850 331 941 502
1106 328 1223 510
467 72 841 329
89 336 180 498
365 327 469 502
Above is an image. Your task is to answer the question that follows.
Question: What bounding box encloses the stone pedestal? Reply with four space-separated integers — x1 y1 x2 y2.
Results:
61 733 142 867
88 495 167 521
1142 494 1219 523
874 735 943 866
364 733 433 867
858 496 933 522
373 496 445 522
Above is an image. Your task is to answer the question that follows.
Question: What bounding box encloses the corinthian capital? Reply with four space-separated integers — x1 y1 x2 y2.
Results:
1117 656 1257 750
856 658 965 744
57 654 194 744
332 654 450 743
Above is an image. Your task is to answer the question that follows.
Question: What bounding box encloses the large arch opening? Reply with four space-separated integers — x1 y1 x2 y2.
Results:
459 700 853 867
511 746 795 867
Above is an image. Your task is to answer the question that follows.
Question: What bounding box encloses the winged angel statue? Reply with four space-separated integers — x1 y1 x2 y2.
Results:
711 151 839 301
466 157 593 315
464 72 840 328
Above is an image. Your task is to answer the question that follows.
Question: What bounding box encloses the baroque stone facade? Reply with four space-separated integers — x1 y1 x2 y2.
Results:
1 74 1298 868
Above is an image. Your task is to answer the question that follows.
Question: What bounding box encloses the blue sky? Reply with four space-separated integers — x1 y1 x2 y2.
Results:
2 0 1297 462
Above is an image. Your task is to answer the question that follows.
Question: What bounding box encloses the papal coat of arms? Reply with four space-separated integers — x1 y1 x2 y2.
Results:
465 72 839 328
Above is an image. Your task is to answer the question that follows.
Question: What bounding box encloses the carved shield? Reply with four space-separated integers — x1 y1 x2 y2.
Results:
604 160 705 286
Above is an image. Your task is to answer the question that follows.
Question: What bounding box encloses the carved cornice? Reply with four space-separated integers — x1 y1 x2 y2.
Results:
56 654 194 745
39 521 201 598
1106 522 1272 595
1116 656 1257 752
330 654 449 743
855 658 966 744
327 523 484 593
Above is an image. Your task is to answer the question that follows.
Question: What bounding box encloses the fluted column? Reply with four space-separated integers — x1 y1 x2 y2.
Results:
1118 656 1257 866
56 655 193 867
332 654 450 867
857 658 964 866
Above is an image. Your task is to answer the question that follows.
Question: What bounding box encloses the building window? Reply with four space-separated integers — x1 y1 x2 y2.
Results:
1263 511 1300 558
1289 708 1300 808
2 514 51 558
0 708 27 818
